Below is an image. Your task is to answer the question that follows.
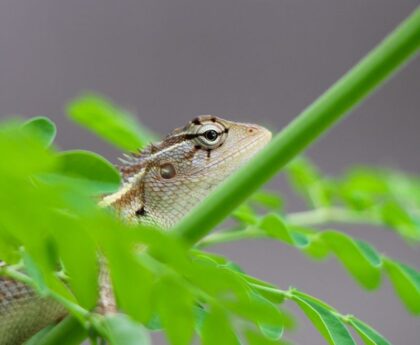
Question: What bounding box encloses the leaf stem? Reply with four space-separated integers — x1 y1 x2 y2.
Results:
198 207 384 248
285 207 383 227
173 7 420 245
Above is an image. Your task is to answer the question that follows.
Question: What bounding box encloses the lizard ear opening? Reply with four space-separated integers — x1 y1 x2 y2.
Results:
160 163 176 179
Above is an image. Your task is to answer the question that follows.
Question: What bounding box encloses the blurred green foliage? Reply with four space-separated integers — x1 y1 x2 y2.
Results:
0 94 418 345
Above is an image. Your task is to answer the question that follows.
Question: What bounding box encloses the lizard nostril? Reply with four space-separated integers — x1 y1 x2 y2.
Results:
247 128 255 134
160 163 176 179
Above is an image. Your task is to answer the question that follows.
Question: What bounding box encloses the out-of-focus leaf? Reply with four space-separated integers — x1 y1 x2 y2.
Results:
292 293 355 345
259 323 283 340
24 325 55 345
226 292 284 334
22 252 48 294
101 314 150 345
23 250 79 310
53 150 121 194
53 220 99 309
338 169 388 210
22 116 56 148
250 191 283 210
232 204 258 224
380 201 420 240
286 157 332 207
291 290 336 312
348 317 391 345
245 329 287 345
258 213 309 247
190 261 249 301
0 123 56 176
201 305 239 345
155 276 195 345
103 227 154 323
304 232 330 259
384 259 420 314
67 94 157 151
321 231 381 289
245 281 286 305
0 224 20 264
258 214 294 245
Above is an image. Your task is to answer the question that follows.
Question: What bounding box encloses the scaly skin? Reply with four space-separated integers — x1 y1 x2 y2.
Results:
0 116 271 344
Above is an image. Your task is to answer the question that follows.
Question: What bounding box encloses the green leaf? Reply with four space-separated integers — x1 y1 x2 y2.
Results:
292 294 355 345
232 204 258 224
67 94 157 151
380 201 419 240
259 323 283 341
226 292 284 334
239 273 286 304
348 317 391 345
156 276 195 345
23 250 79 307
201 305 239 345
321 231 381 289
286 157 332 207
53 221 99 309
245 329 287 345
384 258 420 314
258 214 293 244
0 123 56 176
291 289 336 312
22 116 56 148
304 232 330 259
338 169 388 210
53 150 121 194
101 314 150 345
250 191 283 210
24 325 55 345
258 214 310 248
105 232 154 323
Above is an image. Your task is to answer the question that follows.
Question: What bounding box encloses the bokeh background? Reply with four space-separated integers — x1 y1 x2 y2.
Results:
0 1 419 344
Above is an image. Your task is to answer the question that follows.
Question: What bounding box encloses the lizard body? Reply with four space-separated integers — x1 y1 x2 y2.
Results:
0 115 271 344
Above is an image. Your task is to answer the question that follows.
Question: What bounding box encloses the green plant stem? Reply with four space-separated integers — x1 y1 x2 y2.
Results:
173 7 420 245
199 204 420 247
198 228 264 247
286 207 383 227
198 207 384 247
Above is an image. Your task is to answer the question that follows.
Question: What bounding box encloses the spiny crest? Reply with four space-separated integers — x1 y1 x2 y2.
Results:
117 120 193 180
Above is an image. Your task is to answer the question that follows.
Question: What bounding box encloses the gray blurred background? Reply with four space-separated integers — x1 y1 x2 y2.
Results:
0 1 419 344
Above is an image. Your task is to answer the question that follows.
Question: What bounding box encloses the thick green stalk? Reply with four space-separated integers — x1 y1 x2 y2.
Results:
173 7 420 244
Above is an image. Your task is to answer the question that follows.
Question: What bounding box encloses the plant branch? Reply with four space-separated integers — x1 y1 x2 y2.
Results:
286 207 383 227
198 207 386 247
173 7 420 245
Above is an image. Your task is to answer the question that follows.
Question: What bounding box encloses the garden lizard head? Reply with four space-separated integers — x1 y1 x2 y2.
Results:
101 115 271 229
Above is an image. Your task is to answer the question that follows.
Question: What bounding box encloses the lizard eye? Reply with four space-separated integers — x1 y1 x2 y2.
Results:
196 123 226 148
204 129 219 141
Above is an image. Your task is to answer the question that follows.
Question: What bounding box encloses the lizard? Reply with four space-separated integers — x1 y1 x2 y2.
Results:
0 115 272 345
